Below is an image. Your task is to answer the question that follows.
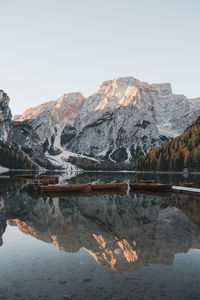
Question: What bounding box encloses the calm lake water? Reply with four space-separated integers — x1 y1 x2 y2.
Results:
0 171 200 300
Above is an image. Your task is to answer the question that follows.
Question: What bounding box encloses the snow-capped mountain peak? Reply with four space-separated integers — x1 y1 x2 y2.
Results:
1 76 200 169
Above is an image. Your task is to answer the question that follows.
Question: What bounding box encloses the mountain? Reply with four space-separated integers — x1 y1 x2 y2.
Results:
135 116 200 172
0 91 37 169
15 93 84 155
0 89 61 169
1 76 200 169
67 78 200 160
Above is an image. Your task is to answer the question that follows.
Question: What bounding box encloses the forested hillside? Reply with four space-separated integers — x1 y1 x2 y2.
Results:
135 117 200 172
0 141 36 169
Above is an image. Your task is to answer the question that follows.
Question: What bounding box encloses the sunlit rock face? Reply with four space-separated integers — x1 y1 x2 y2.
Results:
15 93 84 156
0 90 12 141
13 77 200 167
5 192 200 272
68 77 200 160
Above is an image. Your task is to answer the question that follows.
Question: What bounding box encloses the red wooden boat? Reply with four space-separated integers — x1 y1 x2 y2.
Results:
179 182 194 187
130 183 172 192
91 183 127 191
39 183 91 193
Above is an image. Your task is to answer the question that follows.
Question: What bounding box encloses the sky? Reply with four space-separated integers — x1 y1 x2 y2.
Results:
0 0 200 115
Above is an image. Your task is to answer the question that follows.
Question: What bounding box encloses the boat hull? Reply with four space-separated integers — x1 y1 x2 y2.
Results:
40 184 91 193
91 183 127 191
179 182 194 187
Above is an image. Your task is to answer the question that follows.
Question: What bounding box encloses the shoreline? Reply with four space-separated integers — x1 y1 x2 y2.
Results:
3 169 200 175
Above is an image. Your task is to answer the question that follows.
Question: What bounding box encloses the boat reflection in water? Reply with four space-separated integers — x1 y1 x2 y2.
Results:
1 184 200 272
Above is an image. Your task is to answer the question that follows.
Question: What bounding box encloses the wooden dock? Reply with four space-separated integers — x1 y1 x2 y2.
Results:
172 186 200 196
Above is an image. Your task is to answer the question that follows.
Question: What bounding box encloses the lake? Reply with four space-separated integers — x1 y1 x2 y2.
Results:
0 171 200 300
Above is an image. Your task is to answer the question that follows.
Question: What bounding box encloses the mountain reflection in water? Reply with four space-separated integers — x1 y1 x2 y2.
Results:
1 181 200 272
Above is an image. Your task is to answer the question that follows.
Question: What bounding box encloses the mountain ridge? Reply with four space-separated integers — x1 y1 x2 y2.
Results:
1 76 200 169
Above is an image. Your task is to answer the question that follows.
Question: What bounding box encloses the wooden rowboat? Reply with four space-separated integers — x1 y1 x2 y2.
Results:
16 174 35 179
91 183 127 191
40 183 91 193
179 182 194 187
130 183 172 193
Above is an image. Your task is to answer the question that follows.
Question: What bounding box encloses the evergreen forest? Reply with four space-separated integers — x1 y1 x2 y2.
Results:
135 117 200 172
0 140 36 169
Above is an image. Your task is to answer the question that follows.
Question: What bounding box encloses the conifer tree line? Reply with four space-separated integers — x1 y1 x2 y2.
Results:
0 140 36 169
135 116 200 172
67 156 135 171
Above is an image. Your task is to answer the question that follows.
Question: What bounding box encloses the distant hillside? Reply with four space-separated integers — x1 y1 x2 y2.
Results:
0 141 36 169
135 117 200 172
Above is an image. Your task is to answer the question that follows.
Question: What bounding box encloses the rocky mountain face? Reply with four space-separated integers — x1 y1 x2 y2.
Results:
0 90 12 141
1 186 200 271
67 78 200 162
14 77 200 168
10 93 85 169
0 90 51 169
1 77 200 169
0 91 34 169
16 93 84 155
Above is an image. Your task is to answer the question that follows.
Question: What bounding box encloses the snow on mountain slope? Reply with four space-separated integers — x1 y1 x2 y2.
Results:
67 77 200 161
12 77 200 167
15 93 84 155
45 149 98 171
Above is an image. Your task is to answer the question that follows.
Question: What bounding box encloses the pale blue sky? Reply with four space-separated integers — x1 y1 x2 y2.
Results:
0 0 200 115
